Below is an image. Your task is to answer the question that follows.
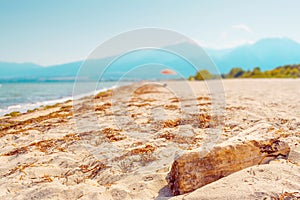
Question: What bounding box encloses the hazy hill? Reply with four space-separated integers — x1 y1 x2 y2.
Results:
207 38 300 73
1 37 300 81
0 62 41 77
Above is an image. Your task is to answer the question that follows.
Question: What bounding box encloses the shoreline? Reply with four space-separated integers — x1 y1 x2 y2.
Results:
1 78 299 116
0 84 121 117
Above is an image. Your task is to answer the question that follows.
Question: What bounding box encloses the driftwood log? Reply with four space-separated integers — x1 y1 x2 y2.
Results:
167 139 290 195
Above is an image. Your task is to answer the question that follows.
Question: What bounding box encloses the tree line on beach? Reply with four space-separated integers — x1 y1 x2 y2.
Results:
188 64 300 80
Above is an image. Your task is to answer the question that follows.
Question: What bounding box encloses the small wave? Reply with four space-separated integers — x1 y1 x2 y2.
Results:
0 97 73 116
0 84 121 117
7 104 22 110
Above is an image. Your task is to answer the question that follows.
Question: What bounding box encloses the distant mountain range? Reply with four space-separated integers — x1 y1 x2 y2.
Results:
1 37 300 82
206 37 300 73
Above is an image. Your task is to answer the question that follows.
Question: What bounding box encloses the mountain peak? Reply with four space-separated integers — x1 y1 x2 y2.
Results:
206 37 300 73
1 37 300 79
254 37 300 46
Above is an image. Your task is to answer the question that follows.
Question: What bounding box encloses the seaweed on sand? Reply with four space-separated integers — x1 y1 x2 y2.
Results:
101 128 126 142
94 90 112 99
2 133 81 156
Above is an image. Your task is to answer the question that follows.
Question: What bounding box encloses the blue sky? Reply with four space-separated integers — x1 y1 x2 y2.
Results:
1 0 300 66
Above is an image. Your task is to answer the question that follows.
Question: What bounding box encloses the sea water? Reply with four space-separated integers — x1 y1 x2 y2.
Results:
0 81 118 116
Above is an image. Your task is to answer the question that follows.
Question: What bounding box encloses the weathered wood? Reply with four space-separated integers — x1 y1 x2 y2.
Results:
167 139 290 195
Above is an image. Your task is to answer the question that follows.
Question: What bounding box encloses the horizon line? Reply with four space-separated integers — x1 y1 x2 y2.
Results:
1 36 299 67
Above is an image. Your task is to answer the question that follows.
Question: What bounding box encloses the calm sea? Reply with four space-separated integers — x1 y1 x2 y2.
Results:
0 81 118 116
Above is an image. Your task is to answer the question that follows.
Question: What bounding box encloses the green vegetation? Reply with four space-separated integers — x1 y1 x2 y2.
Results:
189 64 300 80
188 70 219 81
224 65 300 78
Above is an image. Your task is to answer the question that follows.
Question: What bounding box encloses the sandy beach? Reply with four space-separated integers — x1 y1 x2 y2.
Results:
0 79 299 200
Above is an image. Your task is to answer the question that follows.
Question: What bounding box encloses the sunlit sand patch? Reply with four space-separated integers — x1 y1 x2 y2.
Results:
0 80 299 199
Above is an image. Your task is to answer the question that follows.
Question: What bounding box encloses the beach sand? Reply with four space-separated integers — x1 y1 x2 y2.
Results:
0 79 299 199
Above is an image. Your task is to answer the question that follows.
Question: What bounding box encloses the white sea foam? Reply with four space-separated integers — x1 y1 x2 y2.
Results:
0 97 73 116
0 85 118 116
